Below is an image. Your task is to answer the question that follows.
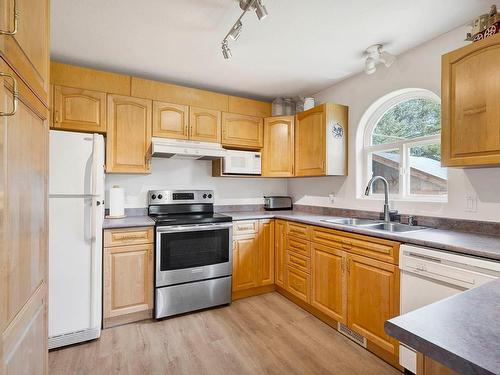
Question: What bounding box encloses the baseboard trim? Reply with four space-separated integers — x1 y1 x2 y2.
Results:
232 284 276 301
104 309 153 329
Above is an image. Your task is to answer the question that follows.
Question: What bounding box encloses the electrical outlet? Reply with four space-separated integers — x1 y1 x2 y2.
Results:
329 193 335 203
465 194 478 213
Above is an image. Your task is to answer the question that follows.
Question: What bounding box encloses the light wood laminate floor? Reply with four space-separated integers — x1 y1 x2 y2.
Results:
49 292 400 375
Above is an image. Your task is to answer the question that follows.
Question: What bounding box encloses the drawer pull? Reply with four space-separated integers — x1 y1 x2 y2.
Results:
0 72 18 116
114 234 146 241
0 0 19 35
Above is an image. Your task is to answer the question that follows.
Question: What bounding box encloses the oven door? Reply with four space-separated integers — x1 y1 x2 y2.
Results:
156 222 233 287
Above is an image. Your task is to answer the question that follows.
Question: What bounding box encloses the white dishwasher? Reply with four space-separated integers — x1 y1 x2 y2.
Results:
399 244 500 373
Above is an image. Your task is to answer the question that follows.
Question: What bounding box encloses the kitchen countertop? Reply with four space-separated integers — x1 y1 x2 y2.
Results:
103 215 155 229
385 279 500 375
225 210 500 261
102 210 500 260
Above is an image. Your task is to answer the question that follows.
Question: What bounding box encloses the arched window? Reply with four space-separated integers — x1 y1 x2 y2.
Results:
363 89 447 200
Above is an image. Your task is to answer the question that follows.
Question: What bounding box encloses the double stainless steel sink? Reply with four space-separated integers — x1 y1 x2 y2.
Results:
321 217 428 233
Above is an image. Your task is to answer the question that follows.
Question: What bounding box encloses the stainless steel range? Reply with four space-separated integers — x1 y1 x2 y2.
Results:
148 190 232 319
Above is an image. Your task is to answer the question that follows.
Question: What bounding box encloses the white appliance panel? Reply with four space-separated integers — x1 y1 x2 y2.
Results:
49 130 95 195
49 197 93 337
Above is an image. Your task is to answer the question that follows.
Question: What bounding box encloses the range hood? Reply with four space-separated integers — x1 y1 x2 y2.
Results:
151 138 227 160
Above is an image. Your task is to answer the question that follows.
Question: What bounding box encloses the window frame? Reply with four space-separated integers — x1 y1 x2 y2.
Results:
362 89 447 202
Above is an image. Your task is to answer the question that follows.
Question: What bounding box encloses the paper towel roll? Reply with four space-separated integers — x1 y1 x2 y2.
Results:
109 185 125 217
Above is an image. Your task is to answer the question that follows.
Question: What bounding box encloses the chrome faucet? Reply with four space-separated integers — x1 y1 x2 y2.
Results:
365 176 392 223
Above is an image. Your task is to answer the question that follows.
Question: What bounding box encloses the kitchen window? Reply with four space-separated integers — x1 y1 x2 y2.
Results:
363 89 447 201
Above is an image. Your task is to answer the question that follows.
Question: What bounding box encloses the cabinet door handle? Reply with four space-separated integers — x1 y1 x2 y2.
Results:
0 72 18 116
0 0 19 35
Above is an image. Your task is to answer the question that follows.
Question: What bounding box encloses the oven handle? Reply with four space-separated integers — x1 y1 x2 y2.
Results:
156 222 233 233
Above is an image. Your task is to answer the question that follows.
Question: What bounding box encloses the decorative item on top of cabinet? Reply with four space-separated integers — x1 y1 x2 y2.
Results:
152 100 189 139
347 253 399 356
52 85 106 133
106 94 152 174
221 112 264 150
441 32 500 167
0 0 50 107
189 106 221 143
295 103 348 176
103 227 154 328
262 116 294 177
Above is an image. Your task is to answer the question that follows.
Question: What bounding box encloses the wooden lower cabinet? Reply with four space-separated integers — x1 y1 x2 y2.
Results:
417 354 458 375
258 219 275 285
311 243 347 324
274 220 286 288
103 227 154 327
347 253 399 356
232 219 275 298
285 266 310 303
232 234 259 291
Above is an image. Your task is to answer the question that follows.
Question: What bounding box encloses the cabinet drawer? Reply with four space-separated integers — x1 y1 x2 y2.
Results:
286 222 310 240
311 227 351 251
233 220 259 236
104 227 154 247
312 226 399 264
287 252 310 274
286 267 310 303
287 236 310 258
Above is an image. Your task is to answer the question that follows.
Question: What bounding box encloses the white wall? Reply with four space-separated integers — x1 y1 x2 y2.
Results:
288 25 500 222
106 158 287 208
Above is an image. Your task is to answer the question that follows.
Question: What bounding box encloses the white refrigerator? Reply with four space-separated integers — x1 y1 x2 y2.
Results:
48 130 105 349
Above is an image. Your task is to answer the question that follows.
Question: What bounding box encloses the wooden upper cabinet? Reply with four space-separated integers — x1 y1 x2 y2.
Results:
295 103 348 176
274 220 286 288
262 116 294 177
442 33 500 167
0 0 50 106
189 106 221 143
311 243 347 324
347 253 399 356
258 219 275 286
52 85 106 133
106 95 152 174
221 112 264 149
295 106 326 176
152 101 189 139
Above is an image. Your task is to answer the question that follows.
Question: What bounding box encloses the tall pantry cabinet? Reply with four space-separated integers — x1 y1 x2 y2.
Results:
0 0 50 373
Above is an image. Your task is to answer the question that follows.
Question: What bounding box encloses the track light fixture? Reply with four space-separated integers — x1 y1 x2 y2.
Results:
364 44 396 75
221 0 268 59
228 21 242 40
222 41 232 60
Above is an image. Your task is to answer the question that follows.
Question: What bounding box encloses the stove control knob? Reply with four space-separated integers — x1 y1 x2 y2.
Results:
151 194 157 200
158 194 163 199
203 194 207 199
208 194 212 199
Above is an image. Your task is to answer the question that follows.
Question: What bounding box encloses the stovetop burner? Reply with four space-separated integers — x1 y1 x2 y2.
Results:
147 189 232 226
150 212 232 226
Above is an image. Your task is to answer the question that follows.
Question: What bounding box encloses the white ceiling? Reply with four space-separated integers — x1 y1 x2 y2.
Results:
51 0 493 101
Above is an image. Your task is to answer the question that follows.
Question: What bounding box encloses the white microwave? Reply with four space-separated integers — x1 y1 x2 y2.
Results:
222 150 261 175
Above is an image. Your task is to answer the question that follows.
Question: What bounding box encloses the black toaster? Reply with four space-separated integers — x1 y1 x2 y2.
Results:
264 196 293 211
